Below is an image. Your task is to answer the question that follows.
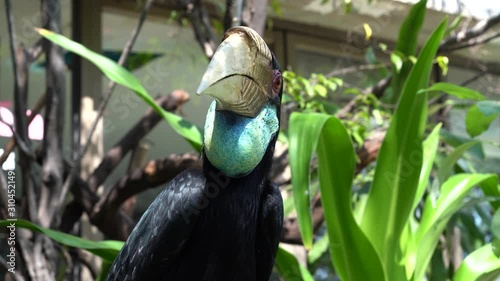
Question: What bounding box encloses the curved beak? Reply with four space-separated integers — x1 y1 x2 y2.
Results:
196 26 273 117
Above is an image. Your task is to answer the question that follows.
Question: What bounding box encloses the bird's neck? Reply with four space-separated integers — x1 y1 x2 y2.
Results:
203 101 279 178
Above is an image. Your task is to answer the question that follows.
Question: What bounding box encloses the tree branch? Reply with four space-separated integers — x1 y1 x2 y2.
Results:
439 13 500 52
58 0 155 222
0 256 25 281
0 169 9 219
245 0 269 35
5 0 38 223
442 31 500 52
185 0 217 59
39 0 66 229
60 92 191 239
28 38 44 63
87 90 190 192
92 153 200 225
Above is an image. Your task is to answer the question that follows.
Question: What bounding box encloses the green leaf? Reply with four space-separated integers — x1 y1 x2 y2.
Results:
419 82 486 100
493 239 500 258
288 113 327 249
437 140 481 184
439 130 485 159
315 114 385 281
360 18 447 279
275 246 314 281
466 105 498 138
445 15 464 37
289 112 385 280
391 53 403 73
307 235 329 264
390 0 428 103
477 100 500 116
492 209 500 239
37 28 203 151
0 219 124 262
413 123 442 211
481 176 500 210
271 0 283 16
453 243 500 281
415 173 498 281
314 84 328 98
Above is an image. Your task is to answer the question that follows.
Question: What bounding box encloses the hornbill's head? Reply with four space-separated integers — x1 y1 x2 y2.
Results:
197 26 283 177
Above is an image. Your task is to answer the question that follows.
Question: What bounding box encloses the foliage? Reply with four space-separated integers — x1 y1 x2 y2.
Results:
0 220 124 262
283 71 388 147
283 71 342 114
37 28 203 151
389 0 427 104
282 2 500 281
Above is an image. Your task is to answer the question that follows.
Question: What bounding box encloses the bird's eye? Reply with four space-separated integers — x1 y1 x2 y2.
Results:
272 71 282 95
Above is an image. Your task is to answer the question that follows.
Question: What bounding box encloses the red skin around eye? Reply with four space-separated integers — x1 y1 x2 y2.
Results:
271 71 282 97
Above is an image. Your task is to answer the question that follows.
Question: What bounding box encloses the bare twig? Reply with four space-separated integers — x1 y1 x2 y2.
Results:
28 38 44 63
245 0 269 35
93 153 200 218
87 91 190 192
443 31 500 52
0 170 8 219
0 256 25 281
5 0 38 223
336 76 392 119
58 0 155 218
224 0 244 29
186 0 217 58
326 62 391 77
460 71 487 86
39 0 66 229
440 13 500 51
61 92 191 239
75 250 99 280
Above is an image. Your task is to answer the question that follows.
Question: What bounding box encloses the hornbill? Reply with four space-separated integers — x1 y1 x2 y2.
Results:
106 26 284 281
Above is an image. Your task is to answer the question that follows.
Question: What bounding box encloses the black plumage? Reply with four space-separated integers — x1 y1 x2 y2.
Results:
107 26 283 281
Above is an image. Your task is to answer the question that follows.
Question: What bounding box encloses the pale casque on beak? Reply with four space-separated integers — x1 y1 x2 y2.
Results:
196 26 273 118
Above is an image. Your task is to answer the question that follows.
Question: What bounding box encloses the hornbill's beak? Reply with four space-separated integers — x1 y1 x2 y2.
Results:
196 26 273 118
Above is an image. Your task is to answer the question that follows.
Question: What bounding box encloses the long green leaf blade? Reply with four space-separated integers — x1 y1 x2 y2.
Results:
419 82 486 100
316 115 385 281
289 113 331 249
390 0 428 103
360 18 448 279
414 174 498 280
401 124 441 279
437 140 481 184
414 123 442 210
466 105 498 138
0 219 124 262
37 28 203 151
453 243 500 281
307 235 329 264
